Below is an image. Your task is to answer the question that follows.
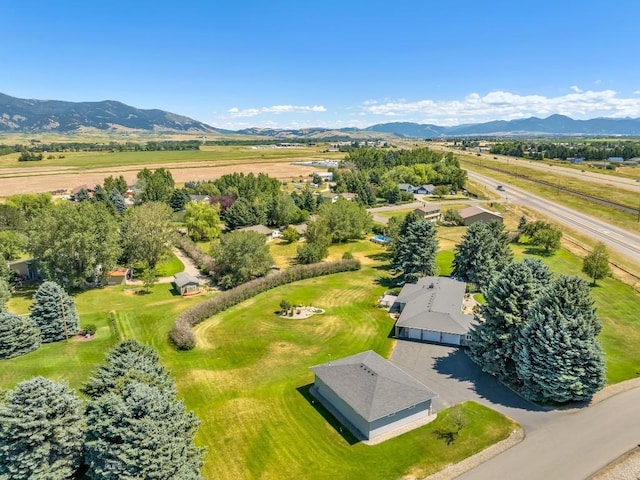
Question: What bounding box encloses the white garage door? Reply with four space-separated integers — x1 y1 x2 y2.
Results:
441 333 461 345
423 330 440 343
408 328 422 340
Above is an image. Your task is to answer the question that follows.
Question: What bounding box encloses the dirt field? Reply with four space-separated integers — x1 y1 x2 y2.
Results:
0 160 317 197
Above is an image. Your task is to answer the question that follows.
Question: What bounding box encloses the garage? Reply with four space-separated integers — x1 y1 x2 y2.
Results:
408 328 423 340
423 330 441 343
440 332 462 346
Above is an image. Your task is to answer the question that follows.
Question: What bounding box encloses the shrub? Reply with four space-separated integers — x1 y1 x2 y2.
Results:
342 251 354 260
170 259 361 350
174 235 216 273
82 324 97 336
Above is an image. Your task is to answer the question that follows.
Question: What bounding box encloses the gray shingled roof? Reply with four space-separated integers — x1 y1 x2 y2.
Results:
311 351 437 422
238 224 273 235
395 277 473 334
173 271 200 288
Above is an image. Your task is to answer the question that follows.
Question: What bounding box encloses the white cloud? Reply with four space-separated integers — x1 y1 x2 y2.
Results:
570 85 582 93
225 104 326 118
361 89 640 125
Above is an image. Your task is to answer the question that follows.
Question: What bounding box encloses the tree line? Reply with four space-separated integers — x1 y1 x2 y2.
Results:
490 140 640 161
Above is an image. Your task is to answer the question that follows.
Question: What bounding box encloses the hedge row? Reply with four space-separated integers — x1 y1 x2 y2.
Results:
170 259 361 350
174 235 216 273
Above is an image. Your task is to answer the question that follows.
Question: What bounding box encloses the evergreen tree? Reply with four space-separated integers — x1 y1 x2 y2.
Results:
29 281 79 343
84 382 204 480
0 278 10 311
0 312 41 359
391 216 439 283
516 275 606 403
169 188 191 212
0 377 84 480
521 257 553 291
109 188 126 215
452 221 513 288
468 261 539 383
83 340 175 399
582 242 611 286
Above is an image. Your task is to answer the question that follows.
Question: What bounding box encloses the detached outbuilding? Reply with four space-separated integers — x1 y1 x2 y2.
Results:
458 206 502 226
173 272 201 296
311 350 437 442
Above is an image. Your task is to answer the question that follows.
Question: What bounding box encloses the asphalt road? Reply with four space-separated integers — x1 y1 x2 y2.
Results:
467 170 640 263
430 144 640 192
457 386 640 480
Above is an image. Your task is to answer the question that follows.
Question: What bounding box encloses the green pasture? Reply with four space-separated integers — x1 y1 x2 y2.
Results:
0 145 342 169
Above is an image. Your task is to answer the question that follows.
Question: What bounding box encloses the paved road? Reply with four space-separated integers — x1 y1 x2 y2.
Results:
467 170 640 264
457 386 640 480
431 143 640 192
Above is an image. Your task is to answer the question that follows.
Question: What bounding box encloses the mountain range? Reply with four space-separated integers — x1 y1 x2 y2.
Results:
2 92 640 137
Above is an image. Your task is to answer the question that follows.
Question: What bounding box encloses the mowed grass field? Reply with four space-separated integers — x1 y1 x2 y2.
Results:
0 242 516 479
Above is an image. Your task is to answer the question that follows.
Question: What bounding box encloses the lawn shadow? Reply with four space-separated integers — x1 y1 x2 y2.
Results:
432 348 546 412
522 246 555 257
296 383 360 446
375 275 397 289
366 252 393 264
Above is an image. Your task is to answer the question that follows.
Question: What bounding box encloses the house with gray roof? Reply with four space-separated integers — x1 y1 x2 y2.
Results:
393 276 473 346
311 350 437 442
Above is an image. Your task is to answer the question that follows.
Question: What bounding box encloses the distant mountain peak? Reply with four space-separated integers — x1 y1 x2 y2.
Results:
0 92 218 133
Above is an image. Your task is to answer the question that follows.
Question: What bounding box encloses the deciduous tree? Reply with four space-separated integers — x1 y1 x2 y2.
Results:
0 377 83 480
121 202 174 270
582 242 611 286
212 231 273 289
522 220 562 254
30 281 79 342
318 198 372 243
28 202 121 287
184 202 221 242
135 168 175 204
0 230 26 261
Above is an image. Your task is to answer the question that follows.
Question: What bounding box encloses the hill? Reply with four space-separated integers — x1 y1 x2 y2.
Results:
0 93 219 133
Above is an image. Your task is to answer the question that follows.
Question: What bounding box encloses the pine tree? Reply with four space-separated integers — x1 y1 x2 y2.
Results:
82 340 175 399
516 275 606 403
0 377 83 480
0 312 41 359
521 257 553 291
391 215 439 283
109 188 126 215
29 281 79 343
468 261 539 384
452 221 513 288
84 382 204 480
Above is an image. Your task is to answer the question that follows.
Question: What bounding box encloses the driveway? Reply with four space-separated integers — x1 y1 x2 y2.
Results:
390 341 561 432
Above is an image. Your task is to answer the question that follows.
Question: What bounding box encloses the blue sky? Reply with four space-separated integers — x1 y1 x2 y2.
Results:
2 0 640 129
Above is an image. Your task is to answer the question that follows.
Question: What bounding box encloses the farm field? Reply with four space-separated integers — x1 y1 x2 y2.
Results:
0 145 340 197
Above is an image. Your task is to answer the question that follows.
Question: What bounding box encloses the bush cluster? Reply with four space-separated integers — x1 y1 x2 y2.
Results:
170 259 361 350
174 235 216 273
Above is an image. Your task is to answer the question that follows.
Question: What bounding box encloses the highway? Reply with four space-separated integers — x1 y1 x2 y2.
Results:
467 170 640 264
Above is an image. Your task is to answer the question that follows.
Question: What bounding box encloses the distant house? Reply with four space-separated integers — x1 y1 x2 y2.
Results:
414 206 441 223
569 157 585 164
393 276 473 346
291 223 308 235
320 192 357 203
458 206 502 226
238 224 280 241
106 267 131 285
189 194 211 203
310 351 437 442
414 184 435 195
8 258 41 282
71 184 95 195
315 171 334 182
173 272 201 296
398 183 414 193
607 157 624 164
